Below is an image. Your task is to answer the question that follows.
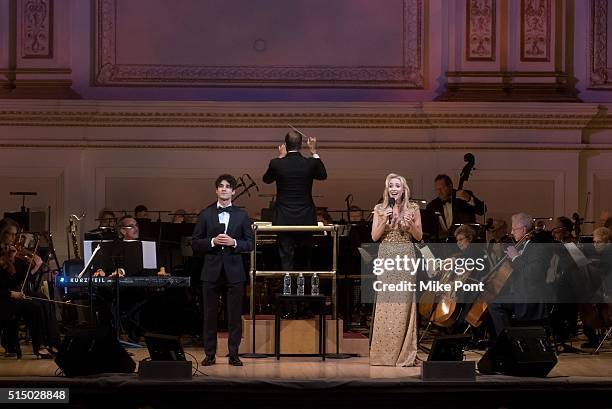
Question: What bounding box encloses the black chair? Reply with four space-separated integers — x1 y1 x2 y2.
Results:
0 316 22 358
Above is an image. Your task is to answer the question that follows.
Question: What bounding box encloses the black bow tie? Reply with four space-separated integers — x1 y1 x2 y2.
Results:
217 206 233 214
441 199 452 205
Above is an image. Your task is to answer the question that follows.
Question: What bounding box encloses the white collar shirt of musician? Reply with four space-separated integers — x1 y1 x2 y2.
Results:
441 195 476 230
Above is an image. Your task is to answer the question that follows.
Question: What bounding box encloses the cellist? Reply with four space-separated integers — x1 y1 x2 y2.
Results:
488 213 553 336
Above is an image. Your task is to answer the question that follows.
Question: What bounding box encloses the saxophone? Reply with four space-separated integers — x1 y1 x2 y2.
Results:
68 212 85 260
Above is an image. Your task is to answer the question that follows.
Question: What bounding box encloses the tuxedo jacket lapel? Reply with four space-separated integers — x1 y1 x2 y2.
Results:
226 210 241 237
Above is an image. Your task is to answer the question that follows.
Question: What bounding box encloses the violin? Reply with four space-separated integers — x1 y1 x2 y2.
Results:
13 244 39 266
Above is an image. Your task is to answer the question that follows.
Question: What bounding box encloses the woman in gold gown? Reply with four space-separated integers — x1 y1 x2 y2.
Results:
369 173 423 366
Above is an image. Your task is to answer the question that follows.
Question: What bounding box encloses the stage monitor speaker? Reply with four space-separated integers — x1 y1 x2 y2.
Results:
139 332 191 380
144 332 186 361
478 326 557 377
423 334 475 382
55 329 136 377
428 334 471 361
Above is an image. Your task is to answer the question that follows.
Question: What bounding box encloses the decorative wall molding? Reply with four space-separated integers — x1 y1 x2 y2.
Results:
93 0 424 88
520 0 551 62
589 0 611 88
20 0 53 59
0 101 601 131
466 0 496 61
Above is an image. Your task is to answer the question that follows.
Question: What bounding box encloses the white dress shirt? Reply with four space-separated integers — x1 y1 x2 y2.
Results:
288 149 320 159
211 201 237 248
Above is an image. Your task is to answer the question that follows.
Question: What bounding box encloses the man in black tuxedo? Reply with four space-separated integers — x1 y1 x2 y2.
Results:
488 213 553 336
192 175 253 366
262 131 327 270
426 174 485 241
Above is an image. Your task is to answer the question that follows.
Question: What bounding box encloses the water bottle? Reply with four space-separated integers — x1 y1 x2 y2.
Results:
311 273 320 296
283 272 292 295
297 273 305 295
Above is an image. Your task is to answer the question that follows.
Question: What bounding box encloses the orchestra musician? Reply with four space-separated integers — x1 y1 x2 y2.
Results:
98 208 116 228
89 215 170 340
192 175 254 367
452 225 490 335
262 131 327 271
0 218 59 358
581 227 612 348
134 205 149 220
426 174 485 241
84 208 116 241
486 219 514 267
552 216 575 243
454 224 487 278
487 213 552 336
172 209 187 224
549 216 582 346
92 215 141 278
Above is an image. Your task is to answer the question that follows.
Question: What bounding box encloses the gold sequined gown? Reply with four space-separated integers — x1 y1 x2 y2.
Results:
369 212 418 367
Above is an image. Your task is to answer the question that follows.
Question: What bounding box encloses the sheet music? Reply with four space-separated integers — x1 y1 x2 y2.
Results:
83 240 113 265
141 241 157 269
418 244 439 278
563 242 590 268
83 239 157 270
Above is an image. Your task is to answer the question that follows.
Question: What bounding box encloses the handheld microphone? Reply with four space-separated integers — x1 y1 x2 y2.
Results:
388 197 396 224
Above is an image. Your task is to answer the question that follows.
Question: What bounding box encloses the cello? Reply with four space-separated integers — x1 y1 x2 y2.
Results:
464 230 533 327
418 153 476 326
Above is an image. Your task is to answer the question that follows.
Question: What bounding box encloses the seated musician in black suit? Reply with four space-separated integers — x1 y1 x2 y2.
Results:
488 213 553 336
90 215 168 340
426 174 485 241
192 174 254 367
93 216 168 277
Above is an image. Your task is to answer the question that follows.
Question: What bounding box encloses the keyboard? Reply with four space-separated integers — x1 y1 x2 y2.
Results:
56 276 191 288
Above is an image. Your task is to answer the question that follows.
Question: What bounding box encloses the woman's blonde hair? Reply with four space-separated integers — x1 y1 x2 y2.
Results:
376 173 411 215
455 224 476 242
593 227 611 243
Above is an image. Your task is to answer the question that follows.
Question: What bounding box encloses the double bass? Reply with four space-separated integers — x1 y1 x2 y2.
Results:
418 153 476 327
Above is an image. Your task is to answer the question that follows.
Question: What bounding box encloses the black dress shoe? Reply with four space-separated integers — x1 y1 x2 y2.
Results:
34 350 55 359
228 356 243 366
201 355 216 366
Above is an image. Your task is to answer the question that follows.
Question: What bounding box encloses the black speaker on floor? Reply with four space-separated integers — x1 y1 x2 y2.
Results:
55 329 136 377
144 332 186 361
478 326 557 377
428 334 472 361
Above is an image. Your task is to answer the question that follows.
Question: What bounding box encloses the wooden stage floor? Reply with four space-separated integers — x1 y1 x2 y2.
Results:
2 345 612 408
2 346 612 379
